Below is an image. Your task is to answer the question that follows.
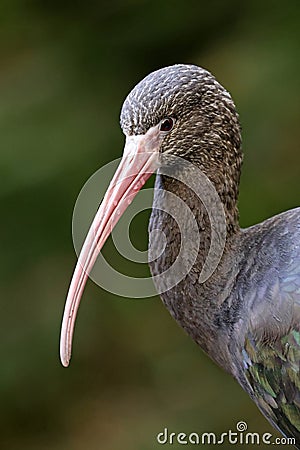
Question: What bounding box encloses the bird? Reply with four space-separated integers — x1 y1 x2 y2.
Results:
60 64 300 445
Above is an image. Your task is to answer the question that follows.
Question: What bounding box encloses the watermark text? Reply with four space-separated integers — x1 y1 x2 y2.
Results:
156 421 295 446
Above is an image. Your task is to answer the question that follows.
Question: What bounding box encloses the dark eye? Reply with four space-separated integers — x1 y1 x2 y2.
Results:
160 117 174 132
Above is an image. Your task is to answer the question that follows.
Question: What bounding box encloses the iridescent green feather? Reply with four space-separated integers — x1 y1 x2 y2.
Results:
243 330 300 442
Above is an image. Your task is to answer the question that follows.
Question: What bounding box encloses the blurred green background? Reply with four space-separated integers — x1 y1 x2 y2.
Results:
1 0 300 449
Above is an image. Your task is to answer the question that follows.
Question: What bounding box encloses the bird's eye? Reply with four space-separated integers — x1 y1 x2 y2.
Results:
160 117 174 132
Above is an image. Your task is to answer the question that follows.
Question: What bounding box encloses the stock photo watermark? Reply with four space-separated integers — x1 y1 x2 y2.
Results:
72 154 227 298
156 421 296 446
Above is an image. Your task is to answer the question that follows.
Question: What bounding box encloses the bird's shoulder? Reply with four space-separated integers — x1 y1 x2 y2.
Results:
234 208 300 442
239 207 300 327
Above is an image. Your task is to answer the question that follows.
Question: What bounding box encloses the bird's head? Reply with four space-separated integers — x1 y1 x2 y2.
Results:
120 64 242 178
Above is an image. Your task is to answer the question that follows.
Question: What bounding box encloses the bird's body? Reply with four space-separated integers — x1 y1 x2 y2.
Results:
150 177 300 440
60 64 300 446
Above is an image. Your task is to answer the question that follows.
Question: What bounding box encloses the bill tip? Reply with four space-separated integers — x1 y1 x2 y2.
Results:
61 356 70 368
60 346 71 367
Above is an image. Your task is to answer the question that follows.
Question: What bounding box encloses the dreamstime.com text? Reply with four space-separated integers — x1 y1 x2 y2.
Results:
156 421 296 446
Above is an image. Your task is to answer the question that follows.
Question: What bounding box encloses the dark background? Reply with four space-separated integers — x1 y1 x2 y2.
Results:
1 1 300 448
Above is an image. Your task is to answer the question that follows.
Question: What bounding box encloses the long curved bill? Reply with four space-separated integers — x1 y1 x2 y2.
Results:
60 125 161 367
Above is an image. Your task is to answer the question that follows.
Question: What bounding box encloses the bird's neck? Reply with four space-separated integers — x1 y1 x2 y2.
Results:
153 153 241 237
148 167 242 373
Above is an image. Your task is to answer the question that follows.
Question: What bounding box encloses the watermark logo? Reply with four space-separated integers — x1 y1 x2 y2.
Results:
72 154 227 298
156 421 296 446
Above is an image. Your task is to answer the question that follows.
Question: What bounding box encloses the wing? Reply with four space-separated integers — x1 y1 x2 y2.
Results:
239 209 300 444
243 328 300 444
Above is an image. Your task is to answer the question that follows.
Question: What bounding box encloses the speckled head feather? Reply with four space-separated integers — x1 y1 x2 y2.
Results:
120 64 241 147
121 65 214 134
120 64 243 232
